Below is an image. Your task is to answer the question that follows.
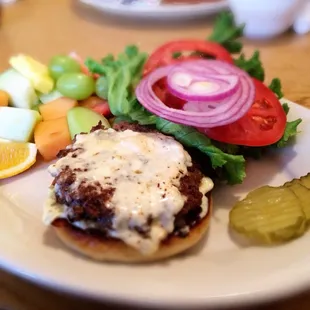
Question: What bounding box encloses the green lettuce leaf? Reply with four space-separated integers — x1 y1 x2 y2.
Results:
269 78 283 99
128 99 158 125
156 118 246 184
208 11 244 54
277 118 302 148
85 45 147 117
234 50 265 81
275 103 302 148
282 102 290 115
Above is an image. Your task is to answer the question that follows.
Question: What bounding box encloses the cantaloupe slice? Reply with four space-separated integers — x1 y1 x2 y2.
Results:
39 97 77 121
34 117 71 161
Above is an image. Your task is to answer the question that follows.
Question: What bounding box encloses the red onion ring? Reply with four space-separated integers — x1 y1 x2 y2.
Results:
135 60 255 128
167 69 240 102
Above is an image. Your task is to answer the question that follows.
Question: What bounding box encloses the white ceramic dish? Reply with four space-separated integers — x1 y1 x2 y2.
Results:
78 0 228 20
228 0 307 39
0 100 310 309
0 0 18 4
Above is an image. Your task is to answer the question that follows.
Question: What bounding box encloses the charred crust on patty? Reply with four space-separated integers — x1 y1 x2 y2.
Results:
52 189 211 243
51 122 208 239
55 175 115 225
113 121 157 133
175 164 204 236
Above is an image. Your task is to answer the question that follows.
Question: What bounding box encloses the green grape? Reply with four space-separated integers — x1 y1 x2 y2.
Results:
48 55 81 81
56 73 95 100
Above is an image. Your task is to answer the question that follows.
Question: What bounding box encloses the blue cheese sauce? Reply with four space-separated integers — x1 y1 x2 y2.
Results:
43 129 214 255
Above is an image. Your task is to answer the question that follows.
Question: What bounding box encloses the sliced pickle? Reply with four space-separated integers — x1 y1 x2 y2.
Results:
284 173 310 189
284 178 300 187
285 182 310 225
229 186 307 244
299 174 310 189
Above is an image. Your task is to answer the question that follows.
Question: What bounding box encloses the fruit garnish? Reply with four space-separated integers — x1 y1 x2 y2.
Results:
79 96 111 117
39 89 63 104
0 90 9 107
67 106 111 139
0 107 41 142
48 55 81 81
9 54 54 94
0 69 38 109
56 73 95 100
39 97 77 121
34 117 71 161
0 138 37 179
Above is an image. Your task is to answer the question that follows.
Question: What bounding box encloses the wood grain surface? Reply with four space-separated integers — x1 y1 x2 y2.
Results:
1 1 310 309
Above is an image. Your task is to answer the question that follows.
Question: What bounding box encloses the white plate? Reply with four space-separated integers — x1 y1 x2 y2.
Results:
78 0 228 20
0 100 310 309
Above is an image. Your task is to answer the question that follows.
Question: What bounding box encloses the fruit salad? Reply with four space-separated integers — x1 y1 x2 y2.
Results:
0 53 111 179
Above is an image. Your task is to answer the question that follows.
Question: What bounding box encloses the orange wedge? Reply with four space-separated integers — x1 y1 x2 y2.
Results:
0 138 37 179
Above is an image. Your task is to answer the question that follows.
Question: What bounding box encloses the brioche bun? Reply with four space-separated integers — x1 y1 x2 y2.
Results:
52 194 212 263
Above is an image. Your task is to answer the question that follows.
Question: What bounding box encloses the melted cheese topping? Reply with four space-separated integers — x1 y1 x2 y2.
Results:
43 129 214 255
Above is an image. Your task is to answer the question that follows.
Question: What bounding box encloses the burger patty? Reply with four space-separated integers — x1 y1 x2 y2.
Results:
53 122 207 238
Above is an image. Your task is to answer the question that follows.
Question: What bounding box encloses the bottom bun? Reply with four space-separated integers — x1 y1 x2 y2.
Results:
52 195 212 263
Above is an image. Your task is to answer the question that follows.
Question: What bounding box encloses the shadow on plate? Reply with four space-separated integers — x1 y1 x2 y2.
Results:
43 227 69 250
227 225 303 251
71 0 217 30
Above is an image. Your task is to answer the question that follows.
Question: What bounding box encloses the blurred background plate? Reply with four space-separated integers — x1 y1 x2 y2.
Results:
78 0 228 20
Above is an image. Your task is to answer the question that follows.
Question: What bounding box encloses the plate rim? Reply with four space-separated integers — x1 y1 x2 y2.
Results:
0 99 310 309
2 256 310 310
78 0 228 18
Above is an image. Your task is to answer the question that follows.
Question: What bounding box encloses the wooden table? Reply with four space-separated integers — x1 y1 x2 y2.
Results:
1 0 310 309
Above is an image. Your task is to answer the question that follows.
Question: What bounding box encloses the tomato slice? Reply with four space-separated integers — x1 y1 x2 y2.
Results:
143 39 233 76
201 79 287 147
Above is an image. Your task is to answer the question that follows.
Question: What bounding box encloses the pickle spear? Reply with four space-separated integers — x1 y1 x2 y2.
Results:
229 186 306 244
